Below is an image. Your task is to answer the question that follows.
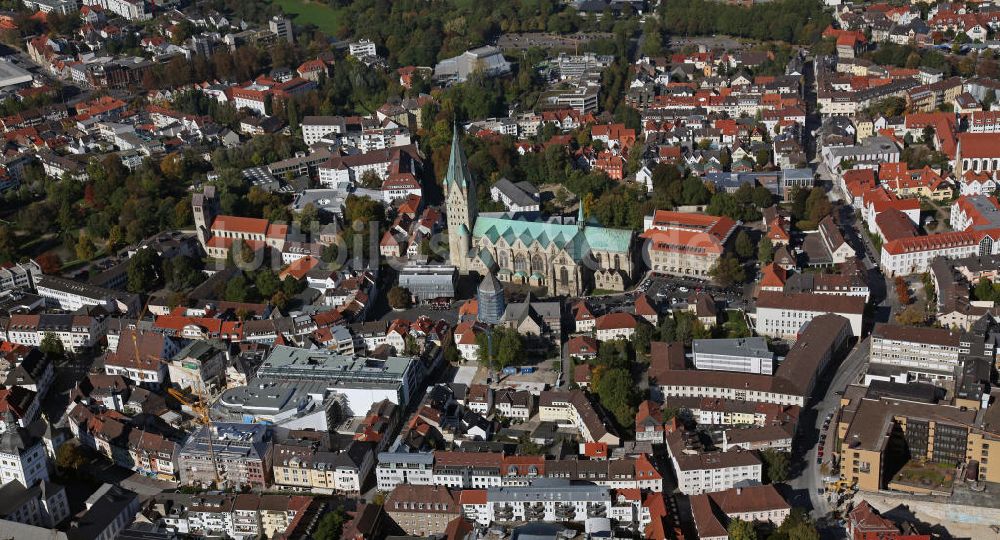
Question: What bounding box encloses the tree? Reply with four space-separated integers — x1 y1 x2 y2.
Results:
594 367 638 429
55 443 87 474
805 188 831 224
35 253 62 274
496 327 524 369
75 232 96 261
126 247 164 293
444 340 461 364
40 332 65 360
0 225 14 261
224 274 250 303
710 255 746 286
761 449 790 483
388 286 412 309
313 507 346 540
770 509 820 540
734 230 754 260
728 518 757 540
758 237 774 265
254 270 281 298
359 170 382 189
633 323 653 354
894 276 911 305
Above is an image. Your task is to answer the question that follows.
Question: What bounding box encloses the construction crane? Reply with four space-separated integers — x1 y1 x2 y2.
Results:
131 299 222 486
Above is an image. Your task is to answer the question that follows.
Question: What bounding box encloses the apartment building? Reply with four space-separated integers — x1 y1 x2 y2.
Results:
271 438 375 494
880 229 999 276
753 291 864 339
640 211 739 279
375 451 662 493
384 484 460 537
177 423 272 489
0 479 70 529
0 260 39 292
666 431 762 495
692 337 774 375
463 480 612 525
0 426 49 488
4 314 104 353
690 485 791 540
538 390 620 445
837 387 1000 491
102 330 181 388
34 275 140 313
150 493 311 540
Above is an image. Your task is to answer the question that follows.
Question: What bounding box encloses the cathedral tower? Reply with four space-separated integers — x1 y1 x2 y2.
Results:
445 124 477 274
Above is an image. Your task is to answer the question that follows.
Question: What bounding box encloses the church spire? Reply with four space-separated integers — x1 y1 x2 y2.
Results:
577 202 586 228
446 122 472 190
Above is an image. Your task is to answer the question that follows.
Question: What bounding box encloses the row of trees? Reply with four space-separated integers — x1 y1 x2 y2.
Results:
661 0 831 45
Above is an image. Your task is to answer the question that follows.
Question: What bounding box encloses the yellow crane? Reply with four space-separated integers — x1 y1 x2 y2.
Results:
131 299 221 486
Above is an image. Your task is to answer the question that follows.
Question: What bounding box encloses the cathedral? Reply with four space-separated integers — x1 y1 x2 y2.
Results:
445 126 634 297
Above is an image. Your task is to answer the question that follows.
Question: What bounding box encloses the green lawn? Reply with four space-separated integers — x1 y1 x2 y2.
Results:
271 0 345 35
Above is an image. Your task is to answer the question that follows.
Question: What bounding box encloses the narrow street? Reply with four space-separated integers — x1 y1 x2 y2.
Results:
786 336 870 530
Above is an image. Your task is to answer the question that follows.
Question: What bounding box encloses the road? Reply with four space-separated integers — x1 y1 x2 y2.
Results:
787 336 870 527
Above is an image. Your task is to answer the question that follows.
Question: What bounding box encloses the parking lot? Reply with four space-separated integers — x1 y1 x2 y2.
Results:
586 272 753 312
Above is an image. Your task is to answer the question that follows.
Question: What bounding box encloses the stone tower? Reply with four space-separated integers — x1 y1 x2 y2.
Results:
477 270 505 325
192 185 219 249
445 124 477 274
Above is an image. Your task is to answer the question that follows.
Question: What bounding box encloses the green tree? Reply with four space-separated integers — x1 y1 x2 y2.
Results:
710 255 746 286
633 323 653 354
0 225 16 261
224 274 250 302
770 509 820 540
805 188 832 224
126 247 164 293
254 270 281 298
761 449 790 483
728 519 757 540
55 443 87 474
734 230 754 260
758 237 774 265
313 507 346 540
594 367 638 429
40 332 66 360
75 232 96 261
496 327 524 369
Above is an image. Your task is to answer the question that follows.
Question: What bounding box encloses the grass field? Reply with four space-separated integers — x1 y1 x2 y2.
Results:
272 0 345 36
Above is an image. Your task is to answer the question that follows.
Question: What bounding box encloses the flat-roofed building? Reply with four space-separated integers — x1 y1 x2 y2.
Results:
692 337 774 375
255 345 425 414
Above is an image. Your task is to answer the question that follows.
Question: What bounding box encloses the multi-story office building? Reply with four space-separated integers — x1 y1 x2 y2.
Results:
753 291 864 339
640 211 738 279
692 337 774 375
837 385 1000 491
868 323 967 383
33 275 140 313
177 423 272 489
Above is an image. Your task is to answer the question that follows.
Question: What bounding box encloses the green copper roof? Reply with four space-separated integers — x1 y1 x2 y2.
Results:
472 215 632 257
445 123 473 190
